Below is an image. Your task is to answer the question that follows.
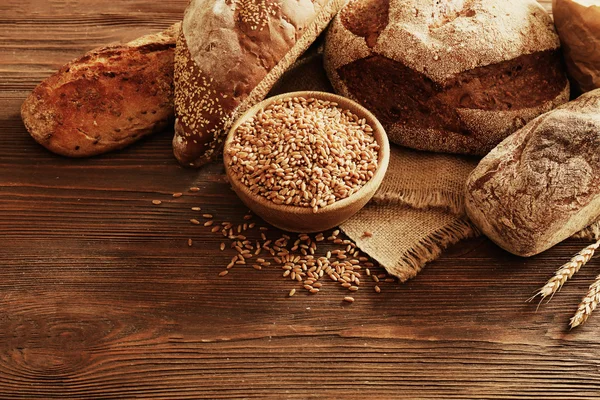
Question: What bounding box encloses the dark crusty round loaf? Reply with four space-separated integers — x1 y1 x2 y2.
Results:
173 0 345 168
324 0 570 156
553 0 600 94
465 89 600 257
21 23 179 157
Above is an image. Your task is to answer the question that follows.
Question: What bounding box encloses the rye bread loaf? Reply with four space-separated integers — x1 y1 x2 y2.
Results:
324 0 570 156
173 0 345 168
465 89 600 257
21 23 179 157
553 0 600 94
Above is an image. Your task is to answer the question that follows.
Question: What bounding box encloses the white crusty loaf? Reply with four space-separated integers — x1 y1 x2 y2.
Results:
173 0 345 167
465 89 600 257
324 0 570 155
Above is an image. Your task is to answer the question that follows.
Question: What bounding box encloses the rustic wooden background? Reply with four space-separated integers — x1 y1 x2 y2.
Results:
2 1 600 398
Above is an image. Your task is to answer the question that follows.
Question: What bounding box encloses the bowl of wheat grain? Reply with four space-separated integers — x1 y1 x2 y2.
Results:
223 91 390 233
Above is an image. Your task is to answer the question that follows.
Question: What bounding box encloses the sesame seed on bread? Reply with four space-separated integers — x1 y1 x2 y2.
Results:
173 0 346 168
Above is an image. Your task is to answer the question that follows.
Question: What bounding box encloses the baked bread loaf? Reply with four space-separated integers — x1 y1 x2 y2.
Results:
21 23 179 157
465 89 600 257
173 0 345 168
553 0 600 94
324 0 570 156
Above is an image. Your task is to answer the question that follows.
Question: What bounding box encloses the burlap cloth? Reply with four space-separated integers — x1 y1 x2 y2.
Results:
269 46 599 282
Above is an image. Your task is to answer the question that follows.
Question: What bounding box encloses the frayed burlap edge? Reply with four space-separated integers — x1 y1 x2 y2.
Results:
341 215 480 283
374 188 466 216
391 217 479 282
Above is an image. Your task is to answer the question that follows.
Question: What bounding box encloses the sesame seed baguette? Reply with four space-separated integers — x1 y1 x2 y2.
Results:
21 23 180 157
172 0 346 168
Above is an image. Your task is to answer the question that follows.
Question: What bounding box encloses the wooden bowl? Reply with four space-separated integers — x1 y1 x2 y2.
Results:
223 91 390 233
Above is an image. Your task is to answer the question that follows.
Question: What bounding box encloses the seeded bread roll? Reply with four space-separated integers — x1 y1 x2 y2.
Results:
324 0 570 156
21 23 179 157
465 89 600 257
173 0 345 168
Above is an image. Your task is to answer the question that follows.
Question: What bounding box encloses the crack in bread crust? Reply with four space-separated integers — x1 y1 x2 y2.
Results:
325 0 569 155
334 51 567 154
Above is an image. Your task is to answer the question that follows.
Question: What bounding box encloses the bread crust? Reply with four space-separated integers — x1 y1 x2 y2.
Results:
173 0 345 168
383 84 570 155
465 89 600 257
324 0 570 155
327 0 561 84
21 23 179 157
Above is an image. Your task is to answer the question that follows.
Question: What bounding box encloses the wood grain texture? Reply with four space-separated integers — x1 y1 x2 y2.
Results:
4 1 600 399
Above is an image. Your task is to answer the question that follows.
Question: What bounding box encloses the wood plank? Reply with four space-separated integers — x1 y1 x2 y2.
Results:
3 0 600 399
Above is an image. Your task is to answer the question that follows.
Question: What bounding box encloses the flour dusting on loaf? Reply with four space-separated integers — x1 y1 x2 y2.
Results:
328 0 560 83
465 89 600 257
324 0 569 155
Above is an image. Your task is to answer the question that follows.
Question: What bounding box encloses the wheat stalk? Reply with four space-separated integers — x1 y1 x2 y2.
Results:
570 274 600 329
531 240 600 303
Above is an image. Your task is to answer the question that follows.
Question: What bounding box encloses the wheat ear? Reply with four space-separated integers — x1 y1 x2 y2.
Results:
570 274 600 329
531 240 600 303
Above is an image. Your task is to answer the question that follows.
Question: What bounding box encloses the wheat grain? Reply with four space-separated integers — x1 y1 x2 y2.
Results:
181 201 388 302
570 274 600 328
226 97 379 212
533 240 600 302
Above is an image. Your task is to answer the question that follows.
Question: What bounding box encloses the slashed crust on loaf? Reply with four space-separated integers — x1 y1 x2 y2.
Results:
465 89 600 257
327 0 560 84
21 23 180 157
384 83 570 155
324 0 569 155
173 0 345 168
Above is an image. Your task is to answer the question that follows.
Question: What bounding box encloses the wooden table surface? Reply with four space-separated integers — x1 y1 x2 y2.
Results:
2 1 600 399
